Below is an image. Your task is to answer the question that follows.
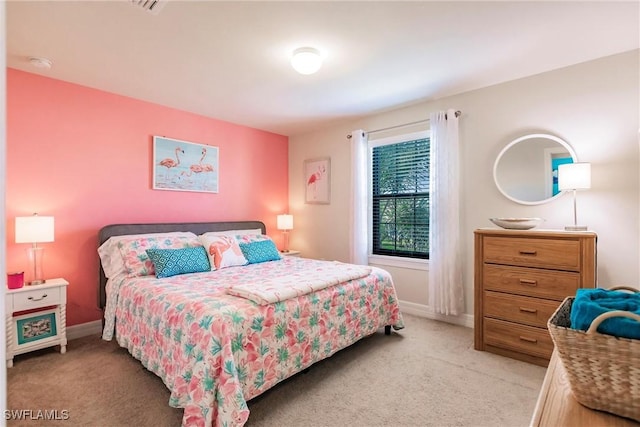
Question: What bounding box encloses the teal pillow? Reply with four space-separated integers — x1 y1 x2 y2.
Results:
239 239 282 264
146 246 211 278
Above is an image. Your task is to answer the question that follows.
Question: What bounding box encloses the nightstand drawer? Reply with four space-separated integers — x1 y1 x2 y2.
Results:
483 264 580 300
483 237 581 271
484 291 560 328
12 287 62 311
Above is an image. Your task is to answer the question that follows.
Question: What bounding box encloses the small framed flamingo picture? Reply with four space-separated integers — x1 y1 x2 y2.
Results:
304 157 331 204
152 136 219 193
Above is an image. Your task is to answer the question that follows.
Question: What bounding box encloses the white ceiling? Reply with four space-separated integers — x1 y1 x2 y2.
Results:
7 1 639 137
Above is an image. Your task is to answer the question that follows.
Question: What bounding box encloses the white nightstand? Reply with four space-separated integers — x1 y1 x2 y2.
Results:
280 250 301 257
5 278 69 368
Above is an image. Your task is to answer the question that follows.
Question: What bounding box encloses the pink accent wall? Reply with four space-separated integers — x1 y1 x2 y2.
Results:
6 69 289 326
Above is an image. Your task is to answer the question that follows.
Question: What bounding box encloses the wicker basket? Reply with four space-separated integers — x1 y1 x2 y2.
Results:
547 291 640 422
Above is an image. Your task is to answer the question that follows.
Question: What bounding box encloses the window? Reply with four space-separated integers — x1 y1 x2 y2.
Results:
370 132 429 260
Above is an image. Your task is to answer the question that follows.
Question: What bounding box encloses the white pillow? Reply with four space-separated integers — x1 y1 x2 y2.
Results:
200 228 262 238
98 232 198 278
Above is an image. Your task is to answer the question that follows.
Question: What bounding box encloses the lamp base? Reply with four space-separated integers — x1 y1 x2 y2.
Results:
281 230 290 253
564 225 588 231
26 246 47 286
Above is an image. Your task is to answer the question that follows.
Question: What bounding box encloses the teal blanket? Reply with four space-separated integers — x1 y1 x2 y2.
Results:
570 288 640 339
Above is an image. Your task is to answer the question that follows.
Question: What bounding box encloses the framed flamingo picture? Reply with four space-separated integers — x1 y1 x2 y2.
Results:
304 157 331 204
152 136 219 193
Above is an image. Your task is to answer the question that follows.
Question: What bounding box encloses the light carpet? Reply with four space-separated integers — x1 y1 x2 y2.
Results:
7 314 546 426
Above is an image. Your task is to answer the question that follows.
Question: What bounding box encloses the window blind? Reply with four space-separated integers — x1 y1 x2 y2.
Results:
371 138 430 259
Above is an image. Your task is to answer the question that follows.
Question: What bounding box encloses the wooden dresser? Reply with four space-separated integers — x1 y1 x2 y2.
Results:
474 229 597 366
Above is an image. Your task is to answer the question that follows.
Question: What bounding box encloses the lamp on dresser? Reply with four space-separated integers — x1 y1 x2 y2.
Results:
277 214 293 253
15 213 55 285
558 162 591 231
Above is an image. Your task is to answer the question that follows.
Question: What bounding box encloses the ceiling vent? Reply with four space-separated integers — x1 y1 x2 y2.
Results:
131 0 167 15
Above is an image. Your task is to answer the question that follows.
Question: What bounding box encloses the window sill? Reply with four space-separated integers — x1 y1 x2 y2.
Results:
368 254 428 271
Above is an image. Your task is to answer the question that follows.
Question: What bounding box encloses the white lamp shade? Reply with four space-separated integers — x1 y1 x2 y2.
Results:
291 47 322 75
558 163 591 191
15 215 55 243
277 214 294 231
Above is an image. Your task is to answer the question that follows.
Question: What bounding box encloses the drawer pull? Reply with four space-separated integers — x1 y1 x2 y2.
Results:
519 307 538 314
519 279 538 287
27 294 48 302
519 336 538 344
519 250 537 256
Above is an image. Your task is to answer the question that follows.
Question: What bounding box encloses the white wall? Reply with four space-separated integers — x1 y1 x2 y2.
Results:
289 50 640 320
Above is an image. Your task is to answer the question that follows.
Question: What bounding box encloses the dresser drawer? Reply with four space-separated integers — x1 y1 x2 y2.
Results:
11 286 62 311
483 318 553 360
483 236 581 271
484 291 560 328
483 264 580 300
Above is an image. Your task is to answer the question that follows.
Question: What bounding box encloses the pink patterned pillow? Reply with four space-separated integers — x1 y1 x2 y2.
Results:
99 232 197 278
199 235 248 269
116 234 202 277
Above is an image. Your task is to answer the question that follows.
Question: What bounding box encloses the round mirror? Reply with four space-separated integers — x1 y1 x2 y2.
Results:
493 133 577 205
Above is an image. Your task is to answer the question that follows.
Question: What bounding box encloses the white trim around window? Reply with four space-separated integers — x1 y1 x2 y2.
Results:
368 254 429 271
368 130 430 148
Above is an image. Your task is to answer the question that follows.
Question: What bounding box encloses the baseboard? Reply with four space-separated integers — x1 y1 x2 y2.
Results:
399 300 474 328
67 320 102 340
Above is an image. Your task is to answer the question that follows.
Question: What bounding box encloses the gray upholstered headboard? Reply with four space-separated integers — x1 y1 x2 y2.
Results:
98 220 266 310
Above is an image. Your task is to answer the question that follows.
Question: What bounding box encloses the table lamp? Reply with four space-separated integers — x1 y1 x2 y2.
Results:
15 213 55 285
558 163 591 231
277 214 293 253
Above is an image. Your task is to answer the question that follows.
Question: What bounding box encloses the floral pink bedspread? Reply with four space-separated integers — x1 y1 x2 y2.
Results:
107 257 404 427
226 261 372 305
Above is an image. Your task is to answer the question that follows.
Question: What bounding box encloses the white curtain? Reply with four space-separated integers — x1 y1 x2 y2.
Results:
349 129 368 265
428 110 464 315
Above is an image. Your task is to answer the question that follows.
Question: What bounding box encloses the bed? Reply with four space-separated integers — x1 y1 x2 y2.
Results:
98 221 404 427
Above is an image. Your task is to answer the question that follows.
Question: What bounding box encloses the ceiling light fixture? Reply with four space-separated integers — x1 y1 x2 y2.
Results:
131 0 167 15
28 56 53 69
291 47 322 75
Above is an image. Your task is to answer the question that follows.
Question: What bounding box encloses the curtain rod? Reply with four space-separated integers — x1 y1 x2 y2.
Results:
347 110 461 139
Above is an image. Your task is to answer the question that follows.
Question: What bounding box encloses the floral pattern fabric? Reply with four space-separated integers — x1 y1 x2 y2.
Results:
104 257 404 427
117 234 203 277
98 232 198 278
226 261 372 305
